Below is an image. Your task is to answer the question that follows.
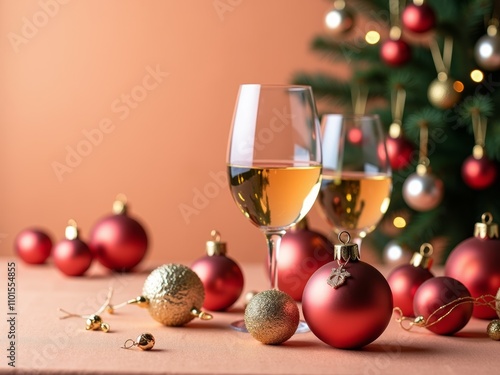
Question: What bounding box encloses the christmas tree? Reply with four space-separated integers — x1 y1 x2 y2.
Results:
294 0 500 262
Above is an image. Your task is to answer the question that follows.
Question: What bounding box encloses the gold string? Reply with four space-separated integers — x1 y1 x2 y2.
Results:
471 110 487 147
351 84 368 116
418 121 429 163
394 294 500 331
391 87 406 124
429 36 454 75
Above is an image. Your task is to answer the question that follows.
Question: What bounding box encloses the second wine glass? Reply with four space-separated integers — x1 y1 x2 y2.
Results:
318 114 392 253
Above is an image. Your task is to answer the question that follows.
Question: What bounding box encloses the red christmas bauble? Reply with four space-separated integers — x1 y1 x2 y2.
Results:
461 155 497 190
14 228 53 264
380 39 412 66
53 239 93 276
445 213 500 319
402 3 436 33
191 231 244 311
385 136 414 170
89 197 148 272
277 220 335 301
413 276 473 335
53 220 93 276
388 265 434 317
302 260 393 349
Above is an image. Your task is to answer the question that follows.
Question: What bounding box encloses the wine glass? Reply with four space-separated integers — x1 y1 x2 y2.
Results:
318 114 392 254
227 84 322 332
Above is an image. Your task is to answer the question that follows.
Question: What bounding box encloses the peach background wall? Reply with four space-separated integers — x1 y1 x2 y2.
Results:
0 0 343 265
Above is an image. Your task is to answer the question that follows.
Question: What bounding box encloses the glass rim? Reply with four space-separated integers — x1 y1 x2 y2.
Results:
239 83 312 90
321 113 381 121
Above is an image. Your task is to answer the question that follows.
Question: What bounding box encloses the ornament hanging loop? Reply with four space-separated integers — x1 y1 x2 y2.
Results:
389 86 407 138
471 111 488 159
333 231 360 262
429 36 454 76
122 339 136 349
351 85 368 116
474 212 499 239
419 243 433 256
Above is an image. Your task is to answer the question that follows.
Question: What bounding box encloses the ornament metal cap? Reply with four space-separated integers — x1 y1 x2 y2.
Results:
334 231 360 262
65 219 79 240
474 212 499 239
409 243 434 269
206 230 227 256
112 194 128 215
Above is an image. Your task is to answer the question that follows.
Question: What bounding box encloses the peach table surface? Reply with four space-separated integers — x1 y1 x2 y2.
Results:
0 258 499 375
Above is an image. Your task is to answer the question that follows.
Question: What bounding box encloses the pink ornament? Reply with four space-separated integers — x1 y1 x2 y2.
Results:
302 232 393 349
413 276 473 335
89 195 148 272
387 243 434 316
277 219 335 301
53 220 93 276
445 212 500 319
15 228 52 264
191 231 244 311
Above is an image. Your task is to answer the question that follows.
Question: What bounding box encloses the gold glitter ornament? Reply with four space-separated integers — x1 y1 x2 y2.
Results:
487 319 500 340
142 264 211 326
244 289 299 345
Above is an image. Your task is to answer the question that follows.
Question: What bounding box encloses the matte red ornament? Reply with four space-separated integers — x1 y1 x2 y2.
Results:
277 219 335 301
387 243 434 316
445 212 500 319
89 195 148 272
413 276 473 335
385 135 414 170
461 154 497 190
191 230 244 311
14 228 52 264
380 39 412 66
53 220 93 276
402 3 436 33
302 232 393 349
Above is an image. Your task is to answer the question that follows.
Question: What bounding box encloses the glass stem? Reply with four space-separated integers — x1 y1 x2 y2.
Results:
265 231 285 290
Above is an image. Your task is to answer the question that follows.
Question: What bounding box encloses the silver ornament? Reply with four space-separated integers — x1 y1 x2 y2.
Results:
325 2 354 34
142 263 206 326
383 240 411 266
402 171 444 211
474 27 500 71
244 289 299 345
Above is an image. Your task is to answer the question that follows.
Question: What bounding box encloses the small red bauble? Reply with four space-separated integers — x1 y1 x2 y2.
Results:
385 135 414 170
14 228 52 264
53 220 93 276
413 276 473 335
380 39 412 66
461 154 497 190
402 3 436 33
387 243 434 316
89 195 148 272
445 212 500 319
277 219 335 301
191 230 244 311
302 232 393 349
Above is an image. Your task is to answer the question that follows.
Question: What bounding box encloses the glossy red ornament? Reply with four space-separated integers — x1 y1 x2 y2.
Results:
14 228 52 264
89 195 148 272
387 243 434 316
277 219 335 301
413 276 473 335
385 135 414 170
53 220 93 276
380 39 412 66
191 230 244 311
402 3 436 33
302 232 393 349
461 154 497 190
445 212 500 319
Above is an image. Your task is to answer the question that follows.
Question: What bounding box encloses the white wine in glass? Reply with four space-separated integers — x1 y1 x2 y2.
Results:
318 114 392 251
227 84 322 332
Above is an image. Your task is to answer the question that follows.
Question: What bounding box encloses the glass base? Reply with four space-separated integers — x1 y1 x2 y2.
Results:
230 319 310 334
